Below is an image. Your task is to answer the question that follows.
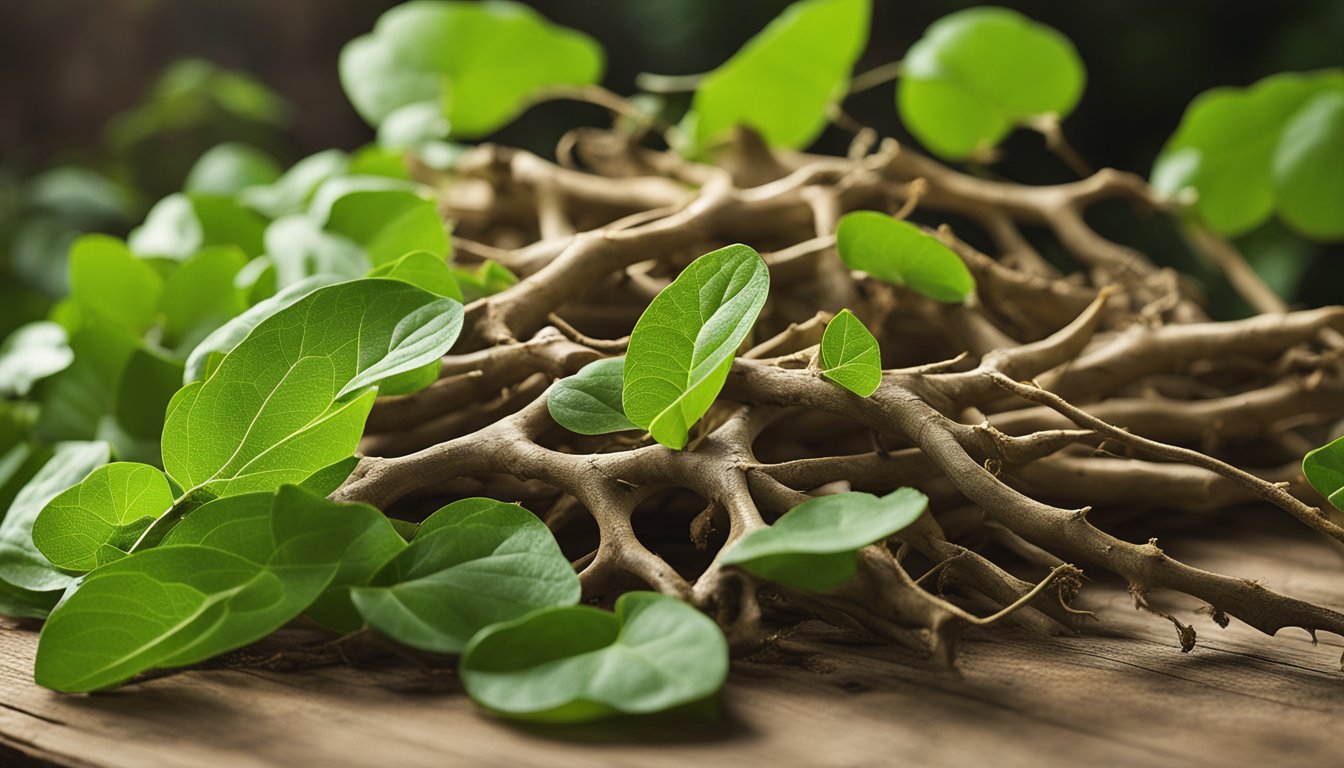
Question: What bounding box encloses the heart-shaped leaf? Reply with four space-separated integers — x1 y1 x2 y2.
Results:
548 356 636 435
836 212 975 303
898 7 1085 160
352 498 579 653
35 485 392 692
623 244 769 449
820 309 881 397
721 488 927 591
460 591 728 722
340 1 604 139
34 462 174 571
682 0 870 153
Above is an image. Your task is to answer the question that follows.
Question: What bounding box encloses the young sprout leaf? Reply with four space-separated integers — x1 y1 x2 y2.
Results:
623 244 769 450
460 591 728 722
1304 435 1344 511
548 356 637 435
1152 69 1344 238
35 485 392 692
898 7 1085 160
33 462 174 571
340 1 604 139
163 279 463 498
721 488 928 591
819 309 881 397
352 498 580 653
836 212 975 303
683 0 870 153
0 322 73 398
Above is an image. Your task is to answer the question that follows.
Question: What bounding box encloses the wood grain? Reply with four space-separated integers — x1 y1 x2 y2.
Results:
2 525 1342 768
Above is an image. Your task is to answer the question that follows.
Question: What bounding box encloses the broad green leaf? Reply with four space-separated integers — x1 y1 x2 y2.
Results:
163 279 463 497
240 149 350 219
819 309 881 396
721 488 927 591
352 498 579 653
369 250 463 300
157 246 248 353
0 322 73 397
0 442 110 596
185 143 281 196
33 462 173 571
68 235 164 334
325 188 449 266
461 591 728 722
35 485 389 692
623 244 769 450
1152 70 1344 238
182 274 339 384
113 345 184 440
682 0 870 153
1273 89 1344 240
340 1 604 139
548 357 637 435
129 193 266 260
898 7 1084 160
1304 435 1344 511
836 212 975 303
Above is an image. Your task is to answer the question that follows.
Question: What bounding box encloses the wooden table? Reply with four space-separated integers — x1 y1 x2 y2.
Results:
2 520 1342 767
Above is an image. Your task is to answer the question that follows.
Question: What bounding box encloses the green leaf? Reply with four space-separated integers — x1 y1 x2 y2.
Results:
340 1 604 139
1304 435 1344 511
182 274 339 384
157 246 248 352
33 462 173 571
819 309 881 396
263 215 370 288
460 591 728 722
240 149 350 219
369 250 463 300
113 345 184 440
721 488 927 591
128 193 267 260
185 143 281 197
298 456 360 497
352 498 579 652
836 212 975 303
898 7 1084 160
0 322 73 397
33 322 139 443
68 235 164 334
623 244 769 450
1273 89 1344 240
548 357 637 435
35 485 390 692
163 279 463 497
451 260 518 302
0 442 110 595
1152 69 1344 238
324 188 449 266
682 0 870 153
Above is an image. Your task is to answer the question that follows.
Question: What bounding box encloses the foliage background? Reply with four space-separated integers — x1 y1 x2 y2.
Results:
1 0 1342 315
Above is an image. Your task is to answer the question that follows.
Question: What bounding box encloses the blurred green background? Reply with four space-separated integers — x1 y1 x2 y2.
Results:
1 0 1341 324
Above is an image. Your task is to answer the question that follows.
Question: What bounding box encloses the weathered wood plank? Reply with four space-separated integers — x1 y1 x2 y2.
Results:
1 527 1342 768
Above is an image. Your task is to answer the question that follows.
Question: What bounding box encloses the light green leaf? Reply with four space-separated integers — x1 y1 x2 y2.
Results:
35 485 390 692
163 279 463 497
240 149 350 219
1152 69 1343 238
1304 435 1344 511
682 0 869 153
352 498 578 653
157 246 248 352
129 193 266 260
819 309 881 396
340 1 604 139
0 322 73 397
836 212 975 303
298 456 360 497
460 591 728 722
369 250 463 300
451 260 518 302
33 462 173 571
1273 89 1344 240
324 188 449 266
185 143 281 197
0 442 110 595
548 357 637 435
623 244 769 450
898 7 1084 160
721 488 927 591
68 235 164 334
